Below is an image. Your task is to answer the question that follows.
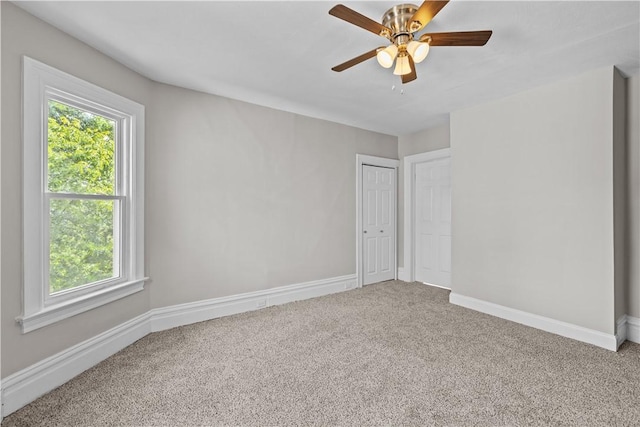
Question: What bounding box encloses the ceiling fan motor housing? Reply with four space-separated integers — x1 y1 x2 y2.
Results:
382 4 420 45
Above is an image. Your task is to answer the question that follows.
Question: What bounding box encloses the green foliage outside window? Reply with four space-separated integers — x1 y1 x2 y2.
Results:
48 101 118 293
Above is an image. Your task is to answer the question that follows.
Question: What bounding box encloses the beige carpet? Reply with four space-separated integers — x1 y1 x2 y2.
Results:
3 281 640 426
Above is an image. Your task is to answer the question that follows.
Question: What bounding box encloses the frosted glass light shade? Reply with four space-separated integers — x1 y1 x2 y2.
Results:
393 54 411 75
407 40 430 63
376 44 398 68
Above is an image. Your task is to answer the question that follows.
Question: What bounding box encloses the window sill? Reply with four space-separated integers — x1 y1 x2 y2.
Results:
16 278 149 334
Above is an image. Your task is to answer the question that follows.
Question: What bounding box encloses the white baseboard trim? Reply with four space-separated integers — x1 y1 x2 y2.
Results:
397 267 409 282
449 293 618 351
1 274 357 418
1 312 151 417
149 274 358 333
623 315 640 344
422 281 451 291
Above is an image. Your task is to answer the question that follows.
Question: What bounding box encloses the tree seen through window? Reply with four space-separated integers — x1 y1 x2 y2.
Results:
47 101 118 293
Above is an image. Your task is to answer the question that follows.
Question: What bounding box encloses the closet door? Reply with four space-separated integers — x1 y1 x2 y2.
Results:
415 158 451 288
362 165 396 285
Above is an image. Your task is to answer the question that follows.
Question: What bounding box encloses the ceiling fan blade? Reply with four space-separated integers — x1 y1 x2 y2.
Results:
401 55 417 84
409 1 450 32
329 4 391 38
332 48 381 72
420 30 493 46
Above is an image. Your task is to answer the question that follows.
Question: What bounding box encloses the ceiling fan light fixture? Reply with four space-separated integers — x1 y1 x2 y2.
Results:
376 44 398 68
407 40 430 63
393 54 411 76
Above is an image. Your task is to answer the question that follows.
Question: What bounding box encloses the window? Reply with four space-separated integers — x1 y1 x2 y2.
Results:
20 57 146 333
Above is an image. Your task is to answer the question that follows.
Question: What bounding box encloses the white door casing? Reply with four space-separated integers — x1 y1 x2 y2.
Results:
362 165 396 285
414 158 451 287
403 149 451 287
356 155 399 288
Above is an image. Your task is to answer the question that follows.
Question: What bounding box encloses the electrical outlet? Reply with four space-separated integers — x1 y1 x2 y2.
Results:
256 299 267 308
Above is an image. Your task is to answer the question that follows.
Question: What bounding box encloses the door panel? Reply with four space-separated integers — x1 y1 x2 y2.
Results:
441 187 451 222
381 236 391 272
421 187 433 221
366 190 376 226
362 165 396 285
366 237 377 274
381 190 390 225
415 158 451 287
420 233 432 270
439 235 452 273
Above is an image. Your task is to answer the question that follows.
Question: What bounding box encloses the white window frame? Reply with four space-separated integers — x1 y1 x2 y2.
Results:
19 56 147 333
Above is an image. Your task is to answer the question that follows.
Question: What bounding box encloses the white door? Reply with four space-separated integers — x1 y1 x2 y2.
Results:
414 158 451 287
362 165 396 285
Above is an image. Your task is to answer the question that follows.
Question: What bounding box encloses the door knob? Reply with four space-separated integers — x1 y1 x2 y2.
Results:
380 230 383 233
363 230 367 233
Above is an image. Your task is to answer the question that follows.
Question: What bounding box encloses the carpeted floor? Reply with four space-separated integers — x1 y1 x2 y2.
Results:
3 281 640 426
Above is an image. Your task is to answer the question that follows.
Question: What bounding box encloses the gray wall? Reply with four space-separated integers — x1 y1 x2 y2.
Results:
397 125 450 268
398 125 450 159
396 73 640 327
613 69 627 323
628 74 640 318
1 2 397 377
1 2 153 377
1 2 3 416
146 84 396 308
450 66 618 334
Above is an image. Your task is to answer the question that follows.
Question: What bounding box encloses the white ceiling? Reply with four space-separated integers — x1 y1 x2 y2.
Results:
14 1 640 136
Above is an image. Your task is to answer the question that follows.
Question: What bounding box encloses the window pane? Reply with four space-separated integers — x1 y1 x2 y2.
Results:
48 100 116 195
49 198 119 294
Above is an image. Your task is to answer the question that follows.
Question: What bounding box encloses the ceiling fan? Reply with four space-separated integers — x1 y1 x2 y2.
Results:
329 1 492 84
